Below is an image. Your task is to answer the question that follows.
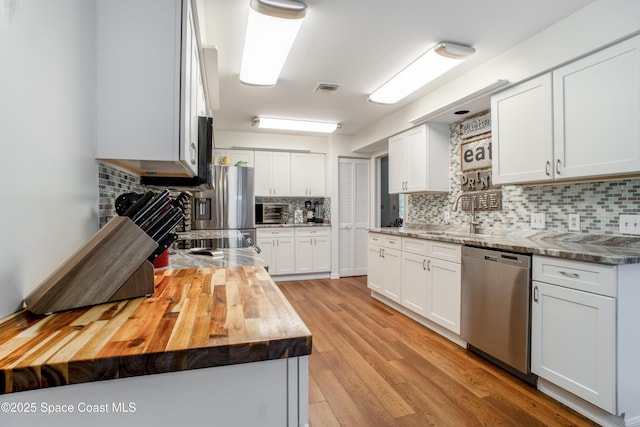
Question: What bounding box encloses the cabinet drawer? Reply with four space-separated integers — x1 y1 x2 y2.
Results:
295 227 330 238
368 233 401 249
429 241 461 263
533 256 616 297
257 228 295 238
402 237 429 256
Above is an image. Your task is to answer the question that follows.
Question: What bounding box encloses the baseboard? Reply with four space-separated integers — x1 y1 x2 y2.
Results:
537 378 626 427
270 272 331 282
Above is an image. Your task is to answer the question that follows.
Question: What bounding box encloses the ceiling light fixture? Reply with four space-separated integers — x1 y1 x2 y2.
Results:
252 117 340 133
368 42 476 105
239 0 307 86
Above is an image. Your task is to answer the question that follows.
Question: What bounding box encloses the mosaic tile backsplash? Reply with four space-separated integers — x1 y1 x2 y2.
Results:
98 162 144 228
406 112 640 235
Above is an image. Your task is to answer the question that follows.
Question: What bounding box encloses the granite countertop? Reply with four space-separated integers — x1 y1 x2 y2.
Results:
0 266 312 395
256 222 331 228
369 225 640 265
168 247 265 269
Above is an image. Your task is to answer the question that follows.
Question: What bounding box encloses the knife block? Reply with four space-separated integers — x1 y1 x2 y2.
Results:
24 217 159 315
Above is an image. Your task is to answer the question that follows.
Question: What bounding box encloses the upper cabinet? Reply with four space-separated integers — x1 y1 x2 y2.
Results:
254 151 291 197
492 34 640 185
388 124 449 194
96 0 205 177
290 153 325 197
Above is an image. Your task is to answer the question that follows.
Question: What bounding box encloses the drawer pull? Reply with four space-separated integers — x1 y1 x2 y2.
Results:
559 270 580 278
533 285 539 302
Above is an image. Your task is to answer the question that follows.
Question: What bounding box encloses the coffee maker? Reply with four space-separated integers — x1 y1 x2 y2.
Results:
304 200 314 222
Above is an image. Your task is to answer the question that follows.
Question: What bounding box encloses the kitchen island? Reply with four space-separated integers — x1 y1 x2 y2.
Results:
0 266 311 427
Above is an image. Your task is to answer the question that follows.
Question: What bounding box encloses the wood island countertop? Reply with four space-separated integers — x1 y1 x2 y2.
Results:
0 266 312 395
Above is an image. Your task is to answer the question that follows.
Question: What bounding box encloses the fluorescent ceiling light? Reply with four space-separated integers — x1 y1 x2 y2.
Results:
368 42 476 105
240 0 307 86
252 117 340 133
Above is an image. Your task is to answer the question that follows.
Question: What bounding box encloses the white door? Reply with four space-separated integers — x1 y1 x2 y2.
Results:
401 252 428 316
313 235 331 272
553 34 640 179
306 153 325 197
491 74 554 185
289 153 308 196
257 238 275 273
426 258 461 334
271 152 291 196
383 248 402 303
254 151 272 196
294 237 313 274
531 281 616 412
274 238 295 275
339 158 370 277
388 134 407 193
404 125 427 192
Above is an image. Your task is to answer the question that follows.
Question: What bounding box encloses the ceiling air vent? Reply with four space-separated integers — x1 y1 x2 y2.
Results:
313 82 341 94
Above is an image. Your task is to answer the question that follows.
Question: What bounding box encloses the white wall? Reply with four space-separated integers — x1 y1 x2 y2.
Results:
352 0 640 151
0 1 99 318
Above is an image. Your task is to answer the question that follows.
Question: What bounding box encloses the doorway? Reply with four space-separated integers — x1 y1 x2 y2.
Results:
379 156 402 227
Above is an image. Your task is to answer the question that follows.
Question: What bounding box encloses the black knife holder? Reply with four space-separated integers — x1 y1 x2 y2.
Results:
24 217 159 315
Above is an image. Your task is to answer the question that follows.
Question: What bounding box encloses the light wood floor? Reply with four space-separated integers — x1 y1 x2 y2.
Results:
277 276 597 427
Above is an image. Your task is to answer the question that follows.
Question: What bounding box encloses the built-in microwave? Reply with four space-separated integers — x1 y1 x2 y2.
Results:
255 203 289 224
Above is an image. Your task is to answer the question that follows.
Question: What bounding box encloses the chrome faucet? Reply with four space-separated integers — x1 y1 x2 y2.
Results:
451 194 479 234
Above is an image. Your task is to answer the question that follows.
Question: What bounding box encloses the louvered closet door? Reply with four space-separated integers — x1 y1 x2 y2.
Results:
339 158 369 277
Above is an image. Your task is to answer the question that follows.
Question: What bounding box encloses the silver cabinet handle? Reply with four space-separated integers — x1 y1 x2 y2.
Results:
190 142 197 165
545 161 551 176
381 248 385 258
559 270 580 278
427 260 431 271
556 159 561 175
533 285 539 302
423 259 426 270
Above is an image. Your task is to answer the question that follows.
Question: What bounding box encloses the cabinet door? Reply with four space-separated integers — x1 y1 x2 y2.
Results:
306 153 325 197
401 252 428 316
404 125 428 192
271 152 291 196
531 281 616 412
383 248 402 303
290 153 308 196
426 258 461 334
295 237 313 273
257 238 275 273
491 74 554 184
388 134 407 194
313 235 331 272
553 35 640 179
274 238 295 275
254 151 272 196
367 244 384 292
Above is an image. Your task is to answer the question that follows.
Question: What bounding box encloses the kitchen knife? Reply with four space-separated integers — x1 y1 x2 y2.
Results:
122 191 154 218
150 210 184 242
148 232 179 261
144 206 177 237
115 192 142 216
133 189 171 227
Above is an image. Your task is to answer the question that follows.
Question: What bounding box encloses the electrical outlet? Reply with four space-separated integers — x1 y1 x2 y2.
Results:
531 212 546 229
568 213 581 231
619 214 640 235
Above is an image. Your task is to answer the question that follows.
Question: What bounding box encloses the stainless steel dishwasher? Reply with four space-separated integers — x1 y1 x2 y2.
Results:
461 246 536 383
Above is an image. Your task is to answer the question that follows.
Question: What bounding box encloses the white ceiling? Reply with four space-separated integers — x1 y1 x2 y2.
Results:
198 0 594 137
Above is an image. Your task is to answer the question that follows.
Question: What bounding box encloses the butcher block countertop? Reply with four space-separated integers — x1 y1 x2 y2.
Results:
0 266 312 395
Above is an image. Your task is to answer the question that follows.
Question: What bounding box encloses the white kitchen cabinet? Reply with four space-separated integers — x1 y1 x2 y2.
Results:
254 151 291 197
491 74 554 184
257 228 294 275
401 238 461 333
367 233 402 303
96 0 204 177
294 228 330 273
214 149 255 167
492 34 640 185
290 153 325 197
388 124 449 194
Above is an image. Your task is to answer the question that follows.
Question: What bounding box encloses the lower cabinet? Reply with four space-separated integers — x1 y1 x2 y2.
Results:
257 228 295 275
368 233 461 335
367 233 402 303
531 256 616 414
295 228 331 273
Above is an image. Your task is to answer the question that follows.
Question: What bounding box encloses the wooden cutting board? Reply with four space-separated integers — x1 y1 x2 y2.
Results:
23 217 158 314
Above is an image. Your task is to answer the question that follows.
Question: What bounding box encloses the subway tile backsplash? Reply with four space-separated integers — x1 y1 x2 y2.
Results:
406 112 640 235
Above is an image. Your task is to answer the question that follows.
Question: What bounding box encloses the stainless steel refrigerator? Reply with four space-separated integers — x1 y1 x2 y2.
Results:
191 166 256 242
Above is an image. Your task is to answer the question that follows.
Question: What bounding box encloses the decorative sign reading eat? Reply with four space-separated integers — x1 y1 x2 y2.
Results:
460 137 492 171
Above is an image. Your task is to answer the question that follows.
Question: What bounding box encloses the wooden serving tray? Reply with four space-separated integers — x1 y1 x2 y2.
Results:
24 217 158 315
